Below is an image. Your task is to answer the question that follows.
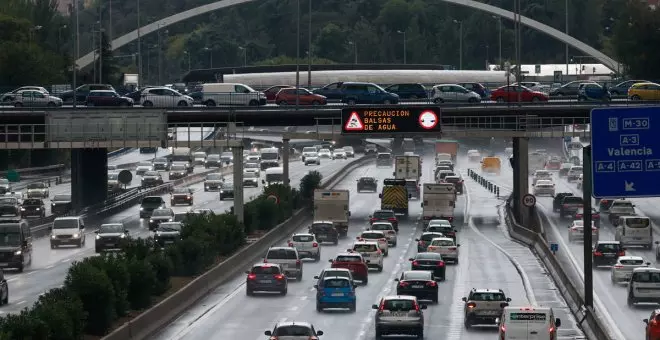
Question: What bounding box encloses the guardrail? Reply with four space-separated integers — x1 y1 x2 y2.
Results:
0 164 65 177
107 147 134 158
101 154 375 340
503 196 613 340
466 169 501 197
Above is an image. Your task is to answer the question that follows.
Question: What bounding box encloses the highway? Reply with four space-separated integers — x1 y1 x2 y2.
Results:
146 152 582 340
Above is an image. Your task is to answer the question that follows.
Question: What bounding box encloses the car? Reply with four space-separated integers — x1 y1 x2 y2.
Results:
0 269 8 305
490 85 549 103
153 222 182 247
415 232 445 252
567 165 583 182
357 230 389 256
50 194 72 215
628 267 660 306
139 196 165 218
141 171 164 187
608 199 636 225
85 90 134 106
314 268 355 287
288 233 321 261
275 87 327 105
532 179 555 196
204 154 222 168
593 241 625 267
20 198 45 218
385 83 428 99
462 288 512 328
309 221 339 245
427 237 460 263
499 306 561 339
304 152 321 166
94 223 129 253
567 220 598 243
369 210 398 231
350 241 384 271
574 207 601 228
644 310 660 340
140 86 194 107
531 170 552 185
10 90 63 107
610 256 650 284
395 270 438 303
577 173 584 189
372 295 427 338
50 216 86 248
168 163 188 180
148 208 174 231
245 151 261 163
243 172 259 187
191 151 207 166
333 148 347 159
220 151 233 164
425 219 456 239
246 263 288 296
356 177 377 192
544 158 562 170
25 182 49 199
135 162 153 176
558 162 573 177
318 148 333 159
204 173 225 191
552 192 573 212
559 195 584 218
152 157 169 171
264 246 303 280
219 181 235 200
315 276 356 312
344 146 355 158
430 83 481 103
330 252 369 284
0 179 11 195
243 163 261 176
1 86 49 102
170 187 194 206
409 252 446 280
443 175 464 194
264 322 323 339
263 85 294 101
436 170 456 182
368 222 397 246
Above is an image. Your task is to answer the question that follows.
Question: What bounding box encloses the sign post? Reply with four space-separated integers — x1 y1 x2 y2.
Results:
341 107 441 135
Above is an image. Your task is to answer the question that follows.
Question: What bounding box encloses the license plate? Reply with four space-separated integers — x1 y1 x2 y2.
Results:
259 280 272 284
106 244 116 247
412 285 423 288
605 254 615 257
392 312 407 317
317 235 326 239
482 310 500 315
331 293 344 297
634 237 642 240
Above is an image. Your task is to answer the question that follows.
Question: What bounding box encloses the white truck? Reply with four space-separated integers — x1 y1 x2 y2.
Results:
421 183 457 226
260 147 280 171
394 155 421 181
313 189 350 237
264 167 284 186
171 147 193 172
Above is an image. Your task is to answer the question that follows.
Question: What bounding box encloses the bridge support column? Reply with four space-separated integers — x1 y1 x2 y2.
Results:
71 148 108 213
282 139 290 186
512 137 531 227
232 146 244 224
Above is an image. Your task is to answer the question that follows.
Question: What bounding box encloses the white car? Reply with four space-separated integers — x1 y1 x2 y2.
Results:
333 148 347 159
135 162 154 176
357 230 389 256
350 241 383 271
467 150 481 162
243 162 260 175
245 152 261 162
567 220 598 243
576 174 583 189
304 152 321 166
532 170 552 185
427 237 460 263
567 165 583 182
369 222 397 246
344 146 355 158
533 179 555 196
318 148 333 159
140 87 194 107
628 267 660 305
288 233 320 261
611 256 650 284
51 216 86 248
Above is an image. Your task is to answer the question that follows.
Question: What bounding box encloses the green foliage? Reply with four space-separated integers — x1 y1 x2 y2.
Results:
300 171 323 203
126 258 156 310
31 288 85 340
610 0 660 78
64 260 116 335
147 252 174 295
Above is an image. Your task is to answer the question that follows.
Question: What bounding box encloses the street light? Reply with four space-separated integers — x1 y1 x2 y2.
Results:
492 16 502 67
396 30 406 64
453 20 463 70
348 41 357 64
183 51 191 73
238 46 247 67
565 0 569 79
295 0 301 106
203 47 213 68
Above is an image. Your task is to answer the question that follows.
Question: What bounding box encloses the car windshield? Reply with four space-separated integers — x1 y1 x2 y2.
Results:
261 152 278 160
274 326 312 337
420 233 444 241
471 292 506 301
244 172 258 178
27 183 45 189
223 182 234 188
371 223 393 231
0 198 16 205
312 223 334 231
353 244 378 252
267 249 297 259
138 162 151 167
152 209 171 217
633 272 660 283
142 197 161 204
193 152 206 158
432 239 454 246
429 220 451 226
245 163 259 169
100 224 123 233
107 173 118 180
172 188 190 194
22 199 42 205
377 153 391 160
221 152 232 157
373 211 394 219
157 223 181 231
248 151 260 156
570 167 583 172
303 147 316 152
53 195 70 201
415 253 442 260
53 219 78 229
323 278 350 288
207 154 220 160
319 149 330 153
154 157 168 163
306 152 318 157
382 299 415 311
0 226 21 246
144 171 159 177
360 178 375 183
207 174 223 180
292 235 314 242
170 165 185 171
402 271 432 280
335 255 361 262
252 266 280 274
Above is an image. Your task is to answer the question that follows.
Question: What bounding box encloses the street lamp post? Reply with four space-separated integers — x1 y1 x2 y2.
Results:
204 47 213 68
184 51 191 73
492 16 502 66
565 0 569 79
238 46 247 67
514 0 522 104
295 0 301 106
453 20 463 70
137 0 142 84
57 25 67 52
29 25 42 46
73 0 79 107
348 41 357 64
396 30 406 64
307 0 312 88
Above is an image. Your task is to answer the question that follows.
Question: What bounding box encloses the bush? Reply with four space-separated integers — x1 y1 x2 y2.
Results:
65 260 116 336
0 309 49 339
31 287 85 340
87 255 131 317
126 258 156 310
147 252 173 295
300 171 323 203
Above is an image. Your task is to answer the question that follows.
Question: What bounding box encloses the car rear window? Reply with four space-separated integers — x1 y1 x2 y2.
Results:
420 233 443 241
633 272 660 283
431 239 454 246
53 195 71 201
336 255 361 262
444 176 460 183
323 278 350 288
563 197 583 204
371 224 393 231
293 235 314 242
402 271 432 280
373 211 394 219
377 153 391 160
353 244 378 252
252 266 281 274
427 225 451 233
597 243 620 251
620 259 644 265
471 292 506 301
274 326 312 336
311 223 334 231
383 299 415 311
625 217 650 228
267 249 297 259
22 199 42 205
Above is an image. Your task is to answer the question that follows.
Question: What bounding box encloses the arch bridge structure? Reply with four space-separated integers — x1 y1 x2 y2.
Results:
75 0 620 72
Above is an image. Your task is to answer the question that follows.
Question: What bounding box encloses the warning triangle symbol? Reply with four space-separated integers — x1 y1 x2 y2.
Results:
344 111 364 131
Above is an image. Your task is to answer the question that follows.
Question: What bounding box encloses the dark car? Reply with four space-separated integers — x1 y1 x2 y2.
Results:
459 82 489 98
609 80 648 96
152 157 169 171
141 171 164 187
204 173 225 191
275 88 327 105
59 84 114 103
153 222 181 246
204 154 222 168
578 83 611 102
383 83 428 99
309 221 339 245
553 192 574 212
593 241 625 266
149 209 175 231
357 177 378 192
170 187 193 206
50 194 72 215
0 197 20 217
415 232 445 252
549 81 597 97
339 82 399 105
85 90 134 106
94 223 129 253
559 163 572 177
370 210 398 231
559 195 584 218
395 270 438 303
246 263 288 295
139 196 165 218
312 82 345 100
263 85 293 101
20 199 45 218
219 182 234 200
574 207 601 228
168 164 188 180
409 252 446 280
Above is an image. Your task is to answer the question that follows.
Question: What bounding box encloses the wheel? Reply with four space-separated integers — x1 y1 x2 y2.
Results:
627 293 635 306
314 252 320 262
143 101 154 107
2 291 7 305
417 327 424 338
333 239 338 245
249 100 259 106
496 97 505 103
375 328 383 340
47 102 56 107
433 98 443 104
455 258 459 264
611 275 617 284
280 287 287 296
177 101 188 107
246 289 253 296
377 265 383 272
95 247 101 253
350 302 356 312
362 276 368 284
464 317 472 329
433 295 438 303
16 265 23 273
468 97 478 103
14 102 23 107
631 95 641 101
120 102 129 107
205 100 216 107
347 99 357 105
383 99 392 105
296 271 302 281
532 97 541 102
316 303 323 312
384 250 388 257
204 188 208 192
189 201 193 206
312 101 320 105
50 243 56 249
170 201 175 206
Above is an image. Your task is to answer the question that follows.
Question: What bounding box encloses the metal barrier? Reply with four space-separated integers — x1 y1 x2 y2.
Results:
466 168 500 197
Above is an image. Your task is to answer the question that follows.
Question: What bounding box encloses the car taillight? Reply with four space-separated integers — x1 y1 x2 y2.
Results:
423 216 431 220
563 204 568 208
428 246 437 251
500 325 506 339
399 281 409 287
418 241 425 247
614 265 624 269
437 261 445 267
593 214 599 219
388 218 397 222
376 249 382 255
247 273 257 280
274 274 285 280
269 336 277 340
388 231 395 234
570 227 577 231
379 238 387 243
263 259 268 263
186 196 190 199
287 241 293 247
312 242 318 247
467 302 476 308
651 320 658 326
549 325 555 333
447 216 454 222
427 281 437 287
412 261 420 266
370 218 377 223
446 231 455 236
378 302 385 311
413 302 420 312
449 247 457 251
296 259 302 266
593 251 603 256
618 251 625 256
591 227 597 231
575 214 582 218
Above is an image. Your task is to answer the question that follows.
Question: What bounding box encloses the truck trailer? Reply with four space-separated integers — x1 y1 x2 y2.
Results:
421 183 457 226
313 189 350 236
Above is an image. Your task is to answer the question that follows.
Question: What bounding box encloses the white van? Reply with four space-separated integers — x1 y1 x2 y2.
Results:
497 306 561 340
616 216 653 248
264 167 284 186
201 83 266 106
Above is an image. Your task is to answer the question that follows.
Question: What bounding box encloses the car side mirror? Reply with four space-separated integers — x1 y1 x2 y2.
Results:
500 302 509 308
80 226 85 230
94 230 99 234
125 230 130 234
457 244 461 247
420 304 428 310
316 330 323 336
414 239 419 242
313 284 318 289
346 248 352 252
408 194 412 199
644 318 649 324
453 229 458 232
368 215 372 218
378 194 382 198
22 241 27 248
313 275 319 279
264 331 272 336
245 270 250 274
365 260 371 263
262 180 265 184
328 259 333 263
394 278 400 282
408 258 414 261
371 304 379 309
555 318 561 327
461 297 467 302
506 297 511 302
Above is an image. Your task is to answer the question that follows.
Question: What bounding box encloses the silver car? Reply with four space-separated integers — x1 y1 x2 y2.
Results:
26 182 49 199
11 90 63 107
372 295 427 338
135 162 153 176
304 152 321 165
431 84 481 103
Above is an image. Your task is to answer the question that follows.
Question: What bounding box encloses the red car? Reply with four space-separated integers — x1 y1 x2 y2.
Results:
490 85 549 103
645 310 660 340
545 159 562 170
263 85 293 101
275 88 327 105
329 253 369 284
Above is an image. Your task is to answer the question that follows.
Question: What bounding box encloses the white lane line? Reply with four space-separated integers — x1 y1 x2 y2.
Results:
16 300 25 305
446 238 468 339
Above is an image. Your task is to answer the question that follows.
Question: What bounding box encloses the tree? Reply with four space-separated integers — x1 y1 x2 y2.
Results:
88 32 120 84
610 1 660 78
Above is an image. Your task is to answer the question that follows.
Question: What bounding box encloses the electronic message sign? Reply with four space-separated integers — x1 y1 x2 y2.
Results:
341 107 441 134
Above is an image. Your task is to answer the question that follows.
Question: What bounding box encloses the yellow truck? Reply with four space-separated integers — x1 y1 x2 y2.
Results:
379 179 410 216
481 157 501 175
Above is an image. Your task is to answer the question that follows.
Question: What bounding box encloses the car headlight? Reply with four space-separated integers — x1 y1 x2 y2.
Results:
51 235 56 239
120 234 126 238
168 219 172 222
149 219 154 223
14 250 21 255
140 207 144 210
73 233 80 238
96 235 101 240
20 208 25 211
36 208 40 210
220 190 224 193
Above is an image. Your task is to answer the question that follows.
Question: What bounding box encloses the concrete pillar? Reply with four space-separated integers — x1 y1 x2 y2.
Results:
232 146 244 224
282 139 290 186
513 137 530 227
71 148 108 213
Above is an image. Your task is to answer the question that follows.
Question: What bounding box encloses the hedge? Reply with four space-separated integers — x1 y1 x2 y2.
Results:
0 171 323 339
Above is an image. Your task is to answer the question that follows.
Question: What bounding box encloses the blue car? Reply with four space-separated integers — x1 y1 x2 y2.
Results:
339 82 399 105
578 83 611 102
315 276 356 312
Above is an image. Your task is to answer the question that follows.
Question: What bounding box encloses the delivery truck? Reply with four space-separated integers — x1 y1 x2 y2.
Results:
313 189 350 236
421 183 457 226
435 140 459 162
